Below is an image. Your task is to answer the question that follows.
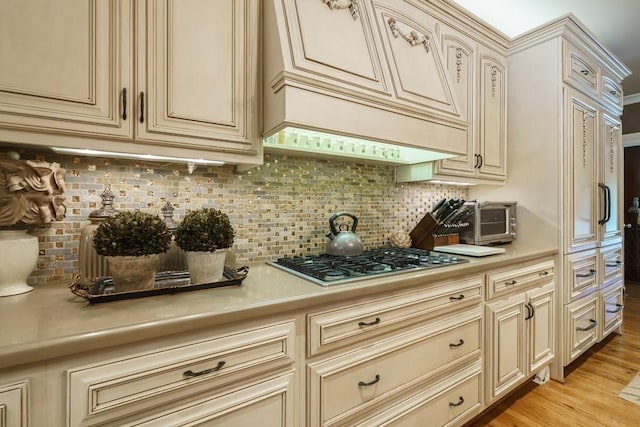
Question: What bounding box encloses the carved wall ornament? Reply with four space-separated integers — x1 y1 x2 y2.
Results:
455 47 463 83
0 158 67 227
490 65 499 97
321 0 359 20
387 17 430 53
610 126 616 174
582 112 588 168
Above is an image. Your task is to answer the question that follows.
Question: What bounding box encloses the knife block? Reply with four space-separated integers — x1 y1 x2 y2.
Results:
409 212 459 250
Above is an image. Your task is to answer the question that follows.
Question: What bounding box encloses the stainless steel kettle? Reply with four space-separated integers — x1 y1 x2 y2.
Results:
325 212 364 256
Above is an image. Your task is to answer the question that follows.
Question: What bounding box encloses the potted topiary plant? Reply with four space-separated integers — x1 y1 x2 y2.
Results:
93 210 171 292
175 207 234 284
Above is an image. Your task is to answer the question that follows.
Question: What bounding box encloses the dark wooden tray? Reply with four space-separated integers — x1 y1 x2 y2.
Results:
69 266 249 304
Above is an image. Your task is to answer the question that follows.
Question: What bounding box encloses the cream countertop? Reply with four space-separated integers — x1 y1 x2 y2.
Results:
0 245 557 369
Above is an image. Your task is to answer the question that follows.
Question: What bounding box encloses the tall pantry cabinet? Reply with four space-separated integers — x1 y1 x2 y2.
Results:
469 14 629 381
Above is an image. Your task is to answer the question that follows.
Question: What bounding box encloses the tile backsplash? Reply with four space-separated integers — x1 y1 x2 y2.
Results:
5 150 467 285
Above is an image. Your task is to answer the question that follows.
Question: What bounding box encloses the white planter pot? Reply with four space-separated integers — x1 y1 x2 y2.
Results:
0 230 39 297
186 249 226 284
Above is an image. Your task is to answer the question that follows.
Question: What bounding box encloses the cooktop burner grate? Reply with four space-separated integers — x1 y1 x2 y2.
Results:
268 247 469 286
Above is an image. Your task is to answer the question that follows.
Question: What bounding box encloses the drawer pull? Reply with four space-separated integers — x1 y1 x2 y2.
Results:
576 319 598 331
358 317 381 327
539 271 550 277
449 396 464 407
183 361 225 378
449 294 465 301
358 374 380 387
606 261 623 267
606 304 624 313
580 69 590 76
121 87 127 120
504 280 517 286
449 339 464 348
610 89 618 96
576 269 597 278
139 91 145 123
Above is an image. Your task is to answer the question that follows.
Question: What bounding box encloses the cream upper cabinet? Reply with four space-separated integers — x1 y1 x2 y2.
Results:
0 0 131 138
599 111 623 246
565 87 599 253
135 0 260 154
278 0 389 95
370 0 459 115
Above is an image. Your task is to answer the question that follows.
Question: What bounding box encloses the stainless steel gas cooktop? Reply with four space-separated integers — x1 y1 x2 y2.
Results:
268 247 469 286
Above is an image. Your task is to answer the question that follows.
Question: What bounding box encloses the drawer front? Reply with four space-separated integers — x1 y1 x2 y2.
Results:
601 75 623 110
354 363 482 427
563 40 598 95
308 309 481 426
0 381 28 427
487 259 554 300
565 250 598 302
68 321 295 426
599 245 623 288
565 294 599 364
600 281 624 341
308 276 482 356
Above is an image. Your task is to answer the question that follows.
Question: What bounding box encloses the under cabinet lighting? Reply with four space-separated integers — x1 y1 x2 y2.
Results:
49 147 225 166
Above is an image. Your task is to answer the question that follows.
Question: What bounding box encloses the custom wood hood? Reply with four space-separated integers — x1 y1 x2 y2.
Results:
263 0 491 163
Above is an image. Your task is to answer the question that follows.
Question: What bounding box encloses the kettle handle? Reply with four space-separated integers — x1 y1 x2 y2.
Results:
329 212 359 235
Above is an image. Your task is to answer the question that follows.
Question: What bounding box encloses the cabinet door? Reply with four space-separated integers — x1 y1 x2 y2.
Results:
137 0 259 154
371 0 459 115
0 381 28 427
280 0 388 95
477 51 506 179
485 293 526 402
564 88 598 253
127 373 295 427
526 283 555 373
0 0 131 138
435 28 476 177
600 111 623 246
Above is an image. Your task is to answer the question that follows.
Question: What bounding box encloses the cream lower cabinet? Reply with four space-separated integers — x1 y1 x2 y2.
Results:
485 259 555 404
306 276 484 427
0 363 47 427
0 381 29 427
65 321 296 426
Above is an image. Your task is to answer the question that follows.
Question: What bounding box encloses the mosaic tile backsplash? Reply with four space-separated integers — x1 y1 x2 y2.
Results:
4 150 467 285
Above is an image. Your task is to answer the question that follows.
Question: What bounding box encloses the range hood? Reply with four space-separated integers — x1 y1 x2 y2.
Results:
262 0 470 165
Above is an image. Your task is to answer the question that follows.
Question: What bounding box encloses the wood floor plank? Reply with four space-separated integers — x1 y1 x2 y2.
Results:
466 292 640 426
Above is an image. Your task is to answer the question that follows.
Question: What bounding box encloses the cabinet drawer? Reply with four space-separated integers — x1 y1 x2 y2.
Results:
308 309 481 426
601 74 623 110
565 250 598 302
354 362 482 427
565 294 599 364
487 259 554 299
563 40 598 95
600 281 624 341
68 321 295 426
599 245 623 288
0 381 28 427
308 276 482 356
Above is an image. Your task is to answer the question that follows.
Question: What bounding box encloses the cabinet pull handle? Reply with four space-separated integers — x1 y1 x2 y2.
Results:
358 317 381 327
580 69 590 76
449 396 464 407
449 339 464 348
139 91 145 123
358 374 380 387
606 304 623 313
539 271 550 276
321 0 359 20
183 361 225 377
449 294 465 301
505 280 517 286
576 319 598 331
606 261 623 267
525 302 535 320
477 154 483 168
474 154 480 168
576 269 597 278
121 88 127 120
610 90 617 96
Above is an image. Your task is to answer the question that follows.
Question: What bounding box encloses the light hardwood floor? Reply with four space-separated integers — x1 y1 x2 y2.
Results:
467 285 640 426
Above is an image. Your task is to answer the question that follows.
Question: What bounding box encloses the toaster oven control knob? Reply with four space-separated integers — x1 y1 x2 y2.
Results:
510 217 517 239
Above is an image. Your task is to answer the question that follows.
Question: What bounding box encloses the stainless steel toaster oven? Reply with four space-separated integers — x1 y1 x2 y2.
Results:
459 201 517 245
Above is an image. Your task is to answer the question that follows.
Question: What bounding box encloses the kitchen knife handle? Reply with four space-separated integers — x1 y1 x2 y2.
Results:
139 91 145 123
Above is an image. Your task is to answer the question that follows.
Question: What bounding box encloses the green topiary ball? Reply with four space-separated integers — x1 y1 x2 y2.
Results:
175 208 234 252
93 211 172 257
